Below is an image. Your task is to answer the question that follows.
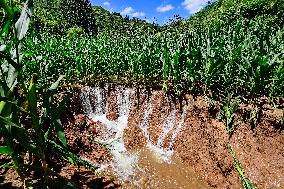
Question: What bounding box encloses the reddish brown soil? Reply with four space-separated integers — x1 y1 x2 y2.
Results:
124 91 284 189
1 85 284 189
106 86 119 121
230 109 284 188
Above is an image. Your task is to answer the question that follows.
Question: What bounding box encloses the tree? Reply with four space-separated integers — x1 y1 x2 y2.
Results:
59 0 97 36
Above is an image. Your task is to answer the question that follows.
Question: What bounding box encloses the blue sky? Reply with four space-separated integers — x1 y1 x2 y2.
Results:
90 0 212 25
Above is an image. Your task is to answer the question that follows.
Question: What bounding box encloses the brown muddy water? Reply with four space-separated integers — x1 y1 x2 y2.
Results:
76 85 284 189
137 148 210 189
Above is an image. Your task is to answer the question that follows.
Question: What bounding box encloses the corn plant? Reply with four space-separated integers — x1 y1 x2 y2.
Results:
0 0 33 184
21 18 284 103
220 94 241 137
0 1 97 186
230 146 258 189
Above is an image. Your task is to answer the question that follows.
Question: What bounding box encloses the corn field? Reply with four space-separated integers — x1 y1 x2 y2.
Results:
22 19 284 100
1 0 284 188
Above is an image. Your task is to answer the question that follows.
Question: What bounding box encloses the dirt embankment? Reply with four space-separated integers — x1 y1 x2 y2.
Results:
1 85 283 189
124 91 284 189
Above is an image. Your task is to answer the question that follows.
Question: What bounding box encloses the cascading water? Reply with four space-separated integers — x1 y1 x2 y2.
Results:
137 93 188 163
81 86 138 182
79 86 208 188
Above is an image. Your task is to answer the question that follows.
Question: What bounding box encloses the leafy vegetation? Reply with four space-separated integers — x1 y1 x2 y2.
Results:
23 17 284 101
0 0 96 187
1 0 284 187
230 146 258 189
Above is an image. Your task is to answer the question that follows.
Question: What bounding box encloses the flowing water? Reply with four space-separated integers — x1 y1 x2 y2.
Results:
80 86 210 188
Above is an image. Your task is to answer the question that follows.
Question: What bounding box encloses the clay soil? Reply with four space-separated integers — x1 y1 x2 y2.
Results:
1 85 284 189
124 92 284 189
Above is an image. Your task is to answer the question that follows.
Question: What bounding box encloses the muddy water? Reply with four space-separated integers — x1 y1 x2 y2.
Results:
136 148 210 189
80 86 211 188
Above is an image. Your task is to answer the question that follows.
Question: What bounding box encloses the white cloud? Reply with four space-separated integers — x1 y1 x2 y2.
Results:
182 0 208 14
156 4 174 12
121 6 145 18
132 12 145 17
121 7 134 15
103 1 110 6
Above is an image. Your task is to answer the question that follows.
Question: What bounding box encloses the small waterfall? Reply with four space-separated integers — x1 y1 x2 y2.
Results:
137 94 188 163
117 86 132 116
157 107 176 147
81 86 139 181
139 97 153 141
168 105 187 150
80 86 188 184
80 87 93 115
91 87 106 115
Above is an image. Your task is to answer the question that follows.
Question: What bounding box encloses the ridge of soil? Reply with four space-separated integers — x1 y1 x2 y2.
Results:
1 85 283 189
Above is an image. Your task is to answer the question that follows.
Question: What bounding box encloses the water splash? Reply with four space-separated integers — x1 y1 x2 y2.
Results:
168 105 187 150
80 87 93 115
80 86 188 182
81 86 139 181
157 108 176 147
139 97 153 141
91 87 106 115
137 94 187 163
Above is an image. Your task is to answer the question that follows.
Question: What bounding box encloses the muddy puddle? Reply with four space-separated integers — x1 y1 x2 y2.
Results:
136 148 210 189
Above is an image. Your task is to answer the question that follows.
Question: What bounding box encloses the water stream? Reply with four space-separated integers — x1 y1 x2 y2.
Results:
80 86 209 188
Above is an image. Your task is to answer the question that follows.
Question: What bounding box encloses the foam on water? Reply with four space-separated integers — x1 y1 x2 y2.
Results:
80 86 188 182
138 94 187 163
157 107 177 147
81 86 138 181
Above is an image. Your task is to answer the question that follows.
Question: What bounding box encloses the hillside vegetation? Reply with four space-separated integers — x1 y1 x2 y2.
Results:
0 0 284 188
187 0 284 29
21 0 284 102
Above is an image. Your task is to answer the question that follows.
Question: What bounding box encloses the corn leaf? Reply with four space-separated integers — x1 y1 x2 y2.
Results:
0 0 13 18
0 146 13 155
15 0 32 41
53 119 67 147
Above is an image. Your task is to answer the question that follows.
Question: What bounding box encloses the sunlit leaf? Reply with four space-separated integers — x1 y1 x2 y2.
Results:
15 1 32 41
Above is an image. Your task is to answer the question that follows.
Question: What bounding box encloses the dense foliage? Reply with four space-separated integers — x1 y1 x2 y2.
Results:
1 0 283 187
92 6 160 36
21 0 284 102
0 1 96 187
33 0 98 35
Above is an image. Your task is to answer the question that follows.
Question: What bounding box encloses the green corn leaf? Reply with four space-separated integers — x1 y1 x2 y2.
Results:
14 133 37 155
44 127 52 141
0 96 11 102
0 0 14 18
0 146 13 155
28 74 38 129
1 18 11 38
43 75 65 115
15 0 32 41
48 140 97 171
230 147 258 189
28 74 37 115
0 97 29 115
53 119 67 147
52 95 70 119
49 75 64 91
0 116 22 129
0 52 21 70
